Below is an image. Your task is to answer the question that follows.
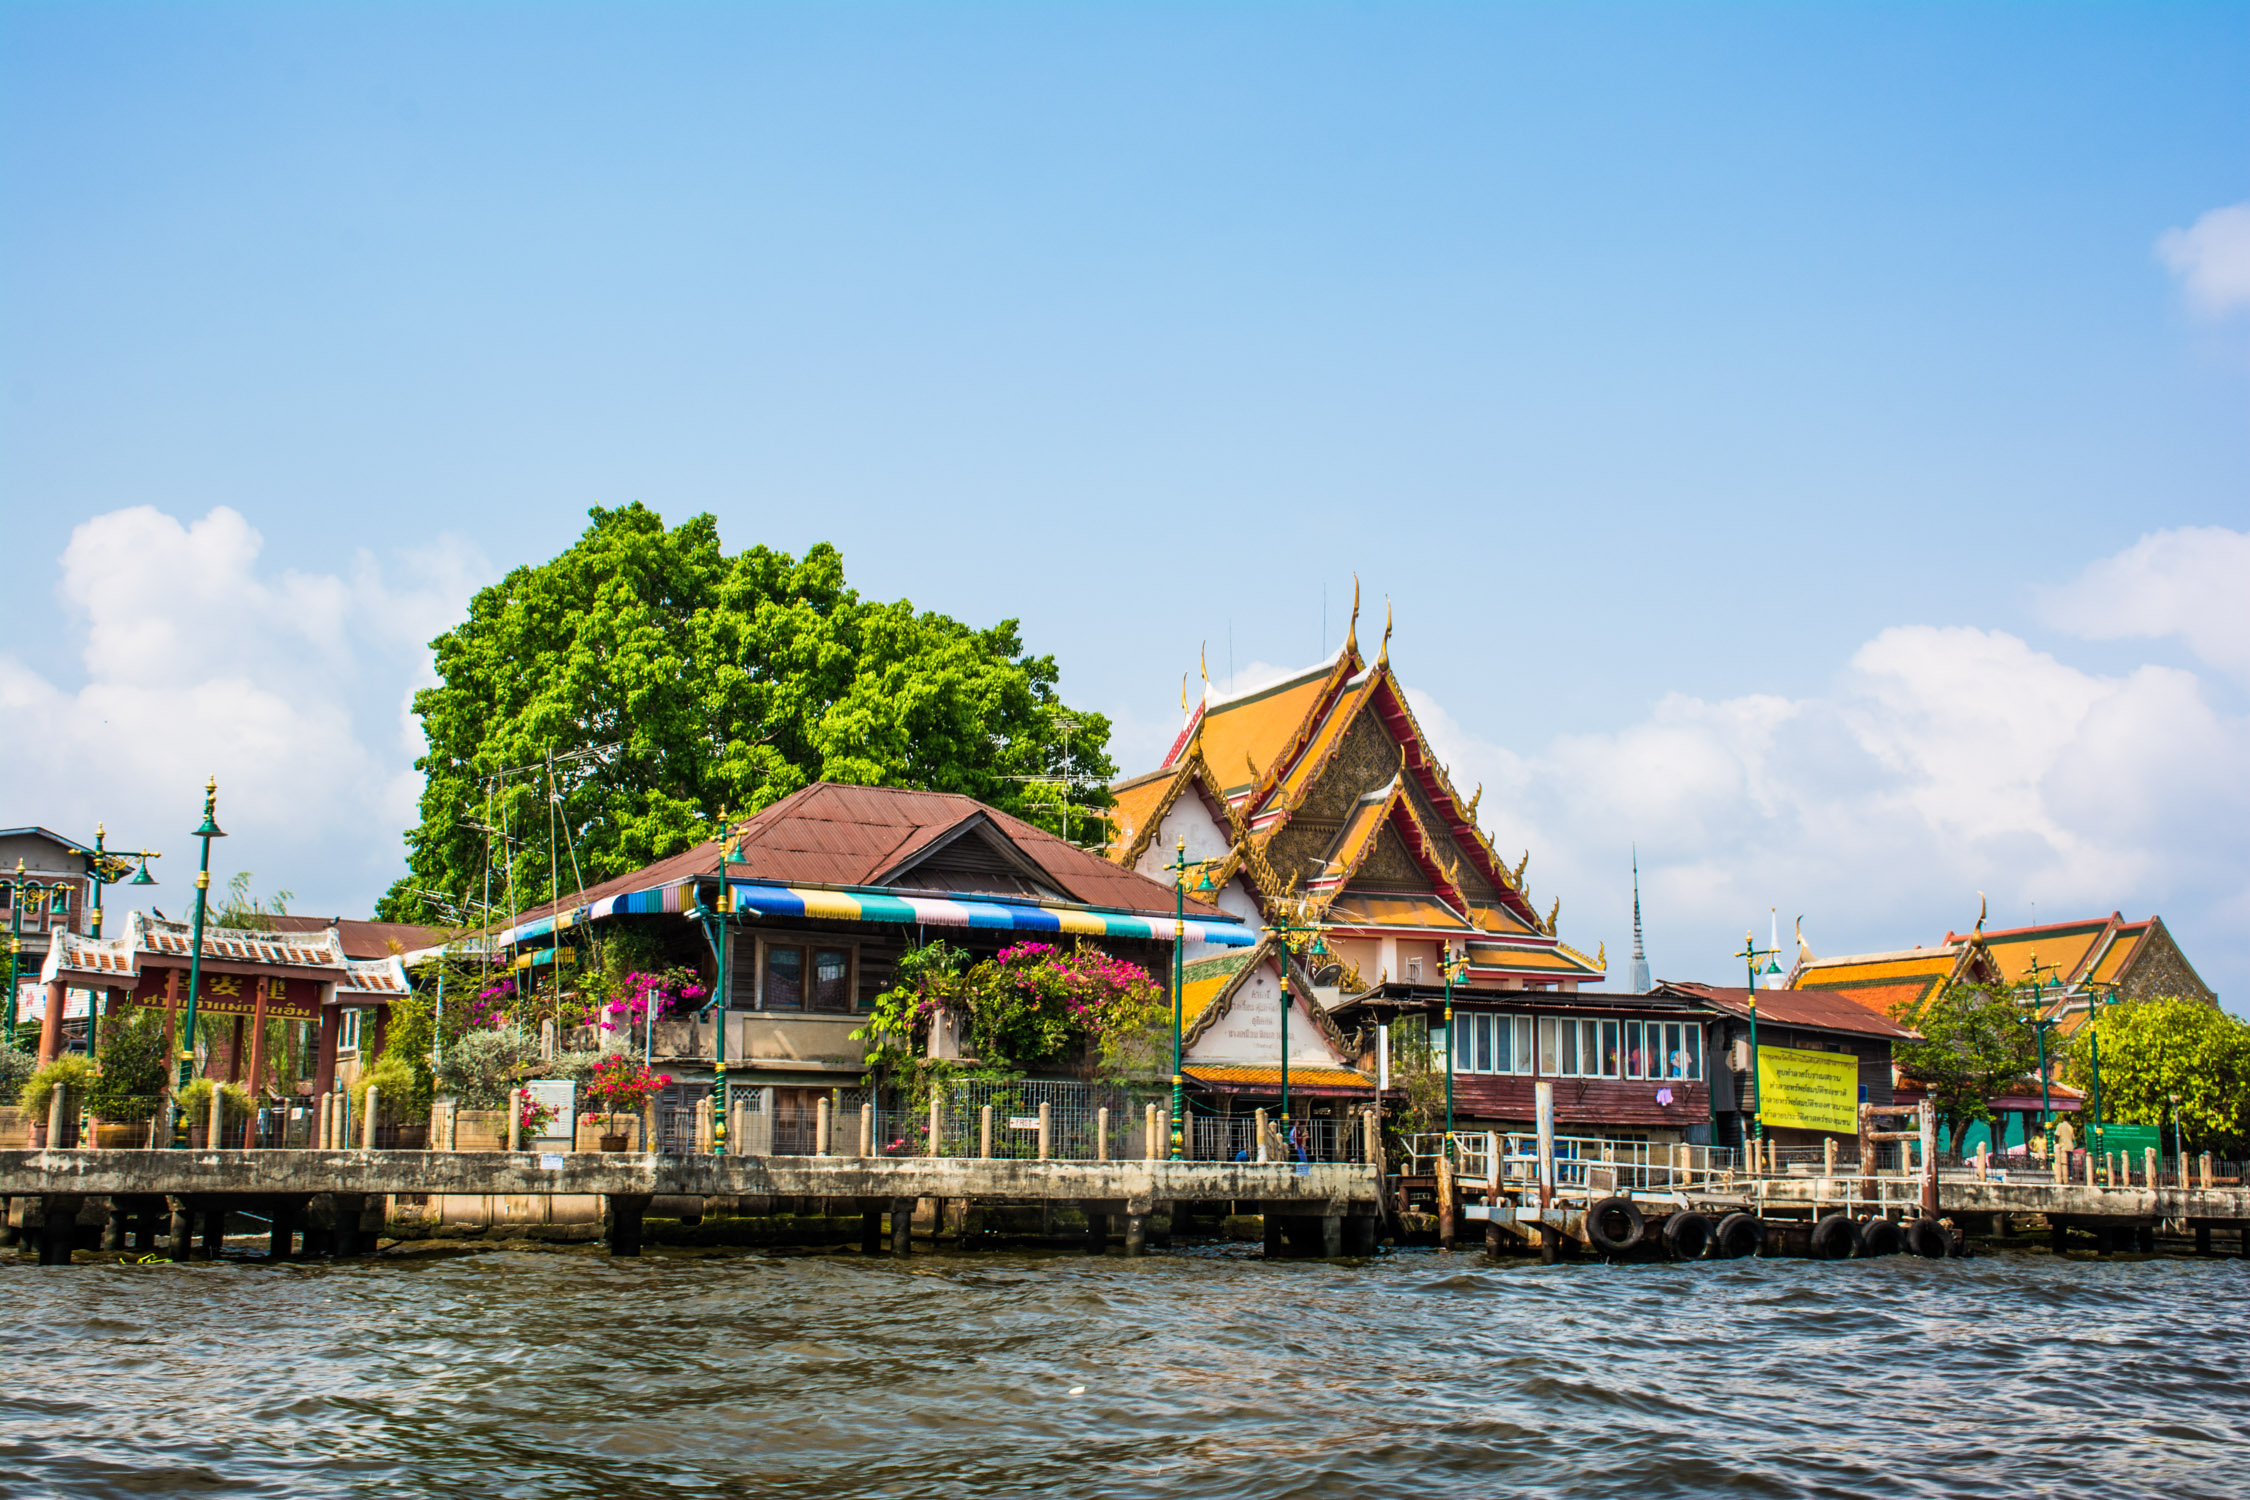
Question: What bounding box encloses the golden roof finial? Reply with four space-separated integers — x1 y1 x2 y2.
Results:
1545 897 1560 936
1344 574 1361 656
1180 672 1189 714
1199 641 1208 690
1596 940 1607 969
1513 849 1530 887
1465 783 1482 823
1378 596 1393 665
1974 890 1987 936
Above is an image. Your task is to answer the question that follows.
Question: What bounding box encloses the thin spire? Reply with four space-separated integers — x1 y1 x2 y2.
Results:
1629 846 1651 993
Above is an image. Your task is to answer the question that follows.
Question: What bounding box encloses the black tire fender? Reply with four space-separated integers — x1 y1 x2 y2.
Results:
1810 1212 1860 1260
1586 1196 1646 1256
1712 1212 1765 1259
1663 1210 1712 1260
1907 1216 1950 1259
1859 1216 1903 1258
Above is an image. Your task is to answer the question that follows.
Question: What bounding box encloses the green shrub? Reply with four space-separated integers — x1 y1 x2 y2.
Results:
21 1054 97 1116
358 1051 428 1121
0 1043 34 1105
87 1010 170 1121
173 1076 253 1121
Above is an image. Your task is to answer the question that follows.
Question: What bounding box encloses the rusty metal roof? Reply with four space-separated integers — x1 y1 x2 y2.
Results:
1663 982 1920 1040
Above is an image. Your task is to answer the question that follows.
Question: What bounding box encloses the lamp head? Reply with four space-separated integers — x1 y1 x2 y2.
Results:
130 857 157 887
194 778 227 839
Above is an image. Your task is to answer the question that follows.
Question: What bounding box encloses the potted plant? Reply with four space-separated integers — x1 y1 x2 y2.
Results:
583 1053 669 1151
173 1078 253 1147
22 1054 97 1147
516 1088 558 1143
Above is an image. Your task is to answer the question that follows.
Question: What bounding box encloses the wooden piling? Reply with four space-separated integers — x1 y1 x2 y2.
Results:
1124 1212 1147 1257
928 1096 943 1158
979 1105 994 1159
1144 1103 1158 1160
1254 1108 1270 1164
1096 1108 1110 1163
167 1195 191 1259
860 1103 874 1158
2201 1152 2214 1190
889 1197 912 1256
1037 1101 1052 1161
48 1086 69 1150
815 1097 831 1157
2145 1147 2159 1189
1434 1154 1456 1250
1322 1214 1343 1259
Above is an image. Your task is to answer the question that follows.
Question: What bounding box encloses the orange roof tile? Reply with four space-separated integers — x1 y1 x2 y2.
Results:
2087 923 2150 985
1185 1063 1372 1089
1980 921 2109 987
1194 665 1338 797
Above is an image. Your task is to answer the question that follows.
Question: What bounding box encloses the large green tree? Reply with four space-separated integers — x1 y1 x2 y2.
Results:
380 504 1112 923
1890 984 2041 1154
2061 997 2250 1157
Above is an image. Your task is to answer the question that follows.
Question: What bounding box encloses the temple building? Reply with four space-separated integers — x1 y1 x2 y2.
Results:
1105 591 1605 1000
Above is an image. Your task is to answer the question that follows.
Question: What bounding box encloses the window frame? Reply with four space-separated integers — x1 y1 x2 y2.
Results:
755 934 863 1014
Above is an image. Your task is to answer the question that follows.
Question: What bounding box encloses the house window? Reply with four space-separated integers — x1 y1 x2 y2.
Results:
1601 1020 1621 1077
1646 1021 1702 1080
1537 1016 1559 1075
761 941 859 1013
764 947 804 1010
1407 957 1423 981
340 1010 363 1053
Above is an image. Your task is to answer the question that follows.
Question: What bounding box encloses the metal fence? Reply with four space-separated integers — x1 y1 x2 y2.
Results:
1405 1131 1737 1192
1191 1110 1368 1164
934 1078 1157 1160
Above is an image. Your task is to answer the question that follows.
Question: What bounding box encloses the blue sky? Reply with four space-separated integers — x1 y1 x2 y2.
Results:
3 4 2246 1001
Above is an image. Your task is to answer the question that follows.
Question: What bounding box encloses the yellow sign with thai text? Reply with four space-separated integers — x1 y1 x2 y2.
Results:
1756 1044 1858 1133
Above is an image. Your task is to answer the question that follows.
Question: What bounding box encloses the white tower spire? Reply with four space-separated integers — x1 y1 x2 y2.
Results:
1629 847 1651 993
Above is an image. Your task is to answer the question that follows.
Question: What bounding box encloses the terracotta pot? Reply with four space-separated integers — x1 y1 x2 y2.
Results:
599 1134 630 1153
189 1124 208 1149
28 1124 46 1149
95 1123 146 1150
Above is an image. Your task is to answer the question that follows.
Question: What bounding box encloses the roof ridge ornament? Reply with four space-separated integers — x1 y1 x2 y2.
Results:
1377 596 1393 666
1344 575 1360 656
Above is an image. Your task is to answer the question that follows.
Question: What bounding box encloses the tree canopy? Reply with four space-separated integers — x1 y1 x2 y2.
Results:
380 504 1112 923
2061 996 2250 1157
1889 984 2040 1154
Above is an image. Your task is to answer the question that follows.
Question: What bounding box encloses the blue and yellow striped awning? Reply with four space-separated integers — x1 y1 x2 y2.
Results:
496 878 1253 950
722 882 1254 947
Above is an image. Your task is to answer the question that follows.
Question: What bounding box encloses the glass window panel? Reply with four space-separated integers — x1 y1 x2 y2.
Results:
1664 1023 1684 1078
1494 1014 1513 1074
1475 1015 1494 1073
1602 1020 1621 1077
1538 1017 1558 1075
1515 1017 1534 1075
811 949 851 1012
1685 1026 1702 1080
1624 1020 1643 1078
1560 1019 1579 1076
764 946 804 1010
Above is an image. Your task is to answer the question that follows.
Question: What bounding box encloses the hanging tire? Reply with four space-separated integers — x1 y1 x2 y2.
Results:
1586 1196 1645 1256
1712 1212 1765 1259
1907 1216 1950 1259
1663 1210 1712 1260
1859 1217 1902 1257
1810 1213 1860 1260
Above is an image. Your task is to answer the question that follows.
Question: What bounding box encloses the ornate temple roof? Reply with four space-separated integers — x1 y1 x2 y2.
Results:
1109 588 1600 987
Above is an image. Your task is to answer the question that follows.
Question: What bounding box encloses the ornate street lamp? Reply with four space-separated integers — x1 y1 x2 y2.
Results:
2013 951 2066 1159
2077 980 2121 1156
172 778 226 1147
692 817 739 1155
1734 930 1780 1151
1161 840 1214 1161
87 823 162 940
1265 903 1327 1135
3 860 69 1048
1439 945 1470 1141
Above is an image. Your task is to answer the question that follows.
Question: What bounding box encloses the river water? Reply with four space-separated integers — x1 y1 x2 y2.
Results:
7 1242 2245 1498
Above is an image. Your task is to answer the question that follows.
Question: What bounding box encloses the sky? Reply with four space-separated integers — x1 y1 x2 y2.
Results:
2 4 2245 1005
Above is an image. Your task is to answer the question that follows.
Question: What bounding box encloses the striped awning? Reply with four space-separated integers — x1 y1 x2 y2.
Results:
492 877 1253 951
723 881 1255 947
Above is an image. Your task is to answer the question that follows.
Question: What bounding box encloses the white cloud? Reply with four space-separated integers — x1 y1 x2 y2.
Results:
2156 200 2250 318
2035 525 2250 689
1411 624 2250 1004
0 506 488 918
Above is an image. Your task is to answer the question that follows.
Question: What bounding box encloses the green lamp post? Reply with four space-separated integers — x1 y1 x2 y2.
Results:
87 823 162 941
691 818 738 1156
1733 930 1779 1151
1264 904 1327 1136
3 860 63 1049
2014 951 2065 1160
1439 945 1470 1141
1161 840 1219 1160
171 778 226 1147
2077 980 2120 1156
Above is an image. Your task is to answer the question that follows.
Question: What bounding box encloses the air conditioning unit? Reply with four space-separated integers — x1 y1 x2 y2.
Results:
1728 1038 1752 1072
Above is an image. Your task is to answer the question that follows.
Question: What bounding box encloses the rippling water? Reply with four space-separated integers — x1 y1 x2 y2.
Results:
7 1241 2246 1498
